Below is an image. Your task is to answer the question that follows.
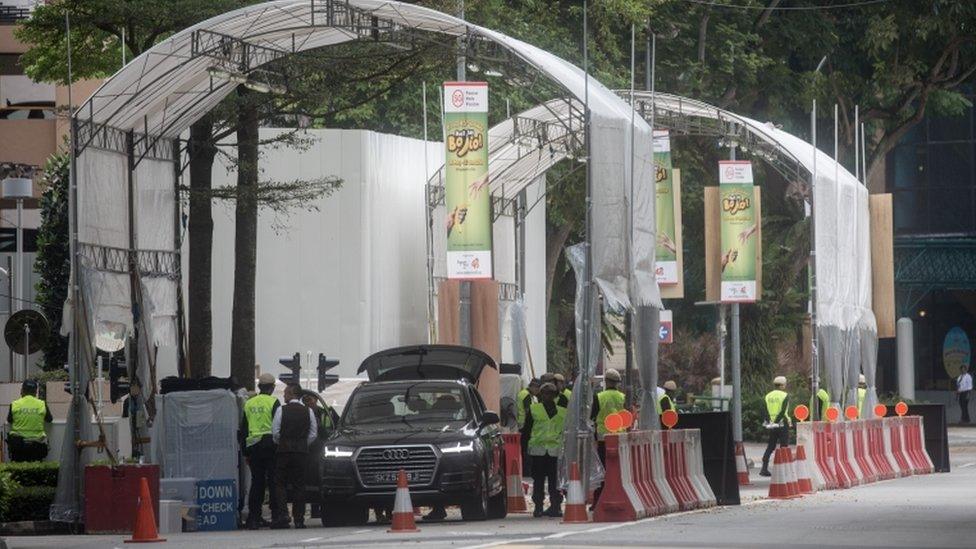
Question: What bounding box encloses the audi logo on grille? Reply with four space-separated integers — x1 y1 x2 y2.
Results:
382 449 409 460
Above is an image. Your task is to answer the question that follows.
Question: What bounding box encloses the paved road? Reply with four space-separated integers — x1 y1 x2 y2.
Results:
8 430 976 549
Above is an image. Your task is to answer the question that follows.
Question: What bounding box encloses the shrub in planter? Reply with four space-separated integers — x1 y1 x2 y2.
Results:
0 462 60 488
4 486 56 522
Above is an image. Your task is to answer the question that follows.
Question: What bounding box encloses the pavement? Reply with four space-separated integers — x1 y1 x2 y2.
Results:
6 429 976 549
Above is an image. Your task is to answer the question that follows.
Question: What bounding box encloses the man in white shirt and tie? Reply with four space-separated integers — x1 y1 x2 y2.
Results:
957 365 972 424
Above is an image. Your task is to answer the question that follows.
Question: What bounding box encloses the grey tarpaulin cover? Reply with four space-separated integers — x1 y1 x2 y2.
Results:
152 390 240 482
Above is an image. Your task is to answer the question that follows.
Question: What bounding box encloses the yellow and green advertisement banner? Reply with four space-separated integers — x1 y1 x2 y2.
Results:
719 160 758 302
444 82 492 279
654 130 678 284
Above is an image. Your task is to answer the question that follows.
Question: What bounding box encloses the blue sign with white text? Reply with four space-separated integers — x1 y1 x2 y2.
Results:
196 479 237 531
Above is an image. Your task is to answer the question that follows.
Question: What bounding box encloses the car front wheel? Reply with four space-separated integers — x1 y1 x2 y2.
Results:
460 474 489 521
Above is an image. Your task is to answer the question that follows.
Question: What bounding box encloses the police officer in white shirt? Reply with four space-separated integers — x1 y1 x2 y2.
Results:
957 365 972 424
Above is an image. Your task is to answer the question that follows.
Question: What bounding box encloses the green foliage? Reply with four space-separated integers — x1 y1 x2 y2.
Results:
34 154 70 372
0 470 14 522
0 462 60 489
27 370 69 401
3 486 57 523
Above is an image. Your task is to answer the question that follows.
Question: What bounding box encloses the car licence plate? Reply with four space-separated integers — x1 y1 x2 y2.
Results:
374 471 416 484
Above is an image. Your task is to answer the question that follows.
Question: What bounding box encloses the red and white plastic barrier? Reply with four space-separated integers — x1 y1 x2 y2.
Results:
798 416 934 495
594 428 713 522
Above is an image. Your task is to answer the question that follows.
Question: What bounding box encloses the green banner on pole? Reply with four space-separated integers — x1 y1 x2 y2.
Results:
719 160 757 302
654 130 678 284
444 82 492 279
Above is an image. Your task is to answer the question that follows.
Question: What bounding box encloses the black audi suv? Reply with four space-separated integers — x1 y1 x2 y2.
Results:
318 344 507 526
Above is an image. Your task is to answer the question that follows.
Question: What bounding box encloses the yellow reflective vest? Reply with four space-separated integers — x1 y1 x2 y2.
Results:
595 389 625 438
764 389 791 426
527 402 566 457
243 393 277 446
10 395 47 441
516 388 532 427
857 388 866 417
816 388 830 420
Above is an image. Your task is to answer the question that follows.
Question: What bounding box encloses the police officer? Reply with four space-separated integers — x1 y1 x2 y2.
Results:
760 376 791 477
554 373 572 405
522 382 565 518
658 380 678 414
857 374 867 417
271 384 317 529
6 380 52 462
591 369 625 504
811 376 830 420
517 378 540 428
301 391 337 520
241 374 280 529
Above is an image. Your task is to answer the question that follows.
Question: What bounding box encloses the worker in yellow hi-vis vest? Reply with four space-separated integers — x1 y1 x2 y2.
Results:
7 379 52 462
760 376 791 477
522 382 566 518
240 373 281 529
857 374 867 418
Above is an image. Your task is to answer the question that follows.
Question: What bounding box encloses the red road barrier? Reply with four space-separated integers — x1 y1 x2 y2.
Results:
867 419 895 480
594 429 711 522
851 421 879 483
904 416 935 474
661 430 698 511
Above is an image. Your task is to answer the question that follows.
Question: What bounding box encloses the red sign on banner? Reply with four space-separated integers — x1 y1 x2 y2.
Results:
659 310 673 344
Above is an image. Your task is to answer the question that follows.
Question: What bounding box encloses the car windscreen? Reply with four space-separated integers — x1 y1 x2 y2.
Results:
343 384 470 426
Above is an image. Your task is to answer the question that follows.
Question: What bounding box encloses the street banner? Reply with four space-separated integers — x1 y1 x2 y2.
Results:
719 160 758 302
654 130 678 285
444 81 492 279
659 309 673 344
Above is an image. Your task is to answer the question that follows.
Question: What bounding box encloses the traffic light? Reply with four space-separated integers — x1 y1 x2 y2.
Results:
278 352 301 384
109 358 130 403
317 354 340 392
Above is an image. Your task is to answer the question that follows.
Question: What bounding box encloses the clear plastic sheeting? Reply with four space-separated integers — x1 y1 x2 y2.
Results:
860 329 879 415
562 244 602 491
152 390 240 483
499 299 526 377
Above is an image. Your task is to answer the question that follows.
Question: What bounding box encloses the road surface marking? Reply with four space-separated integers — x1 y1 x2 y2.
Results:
461 498 774 549
299 537 323 543
958 462 975 469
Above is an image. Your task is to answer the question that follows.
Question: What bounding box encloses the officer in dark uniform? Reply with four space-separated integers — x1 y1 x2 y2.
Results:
270 384 317 529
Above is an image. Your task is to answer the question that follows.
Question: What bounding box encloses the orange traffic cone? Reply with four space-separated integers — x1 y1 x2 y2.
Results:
388 469 419 533
506 457 529 513
735 442 752 485
783 447 801 498
794 445 815 494
124 477 165 543
767 448 790 500
562 462 589 523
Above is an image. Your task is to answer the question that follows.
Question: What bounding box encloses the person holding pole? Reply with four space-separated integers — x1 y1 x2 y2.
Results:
811 376 830 420
760 376 791 477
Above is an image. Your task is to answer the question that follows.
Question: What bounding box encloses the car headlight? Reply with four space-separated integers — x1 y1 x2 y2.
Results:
439 441 475 454
323 445 354 458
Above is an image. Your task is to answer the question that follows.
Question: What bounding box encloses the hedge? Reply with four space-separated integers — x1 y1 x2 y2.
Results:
0 462 60 488
3 486 56 522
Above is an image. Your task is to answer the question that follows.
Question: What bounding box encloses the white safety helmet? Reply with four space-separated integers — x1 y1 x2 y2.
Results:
773 376 787 387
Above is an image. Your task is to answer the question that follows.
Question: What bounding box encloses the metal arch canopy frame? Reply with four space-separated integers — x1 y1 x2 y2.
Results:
72 0 635 143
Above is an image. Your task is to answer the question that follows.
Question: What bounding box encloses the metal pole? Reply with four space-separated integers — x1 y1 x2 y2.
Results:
573 0 592 496
66 10 86 518
456 1 472 347
811 101 821 412
861 122 867 187
625 23 636 411
719 306 726 409
854 105 859 182
15 197 22 379
7 256 12 380
729 145 742 442
23 323 28 382
423 82 436 343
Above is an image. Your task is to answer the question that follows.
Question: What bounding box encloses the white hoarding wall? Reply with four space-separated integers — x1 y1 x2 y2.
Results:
184 128 546 382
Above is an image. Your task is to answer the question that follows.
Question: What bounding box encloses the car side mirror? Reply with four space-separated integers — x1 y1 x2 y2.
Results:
480 411 500 427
